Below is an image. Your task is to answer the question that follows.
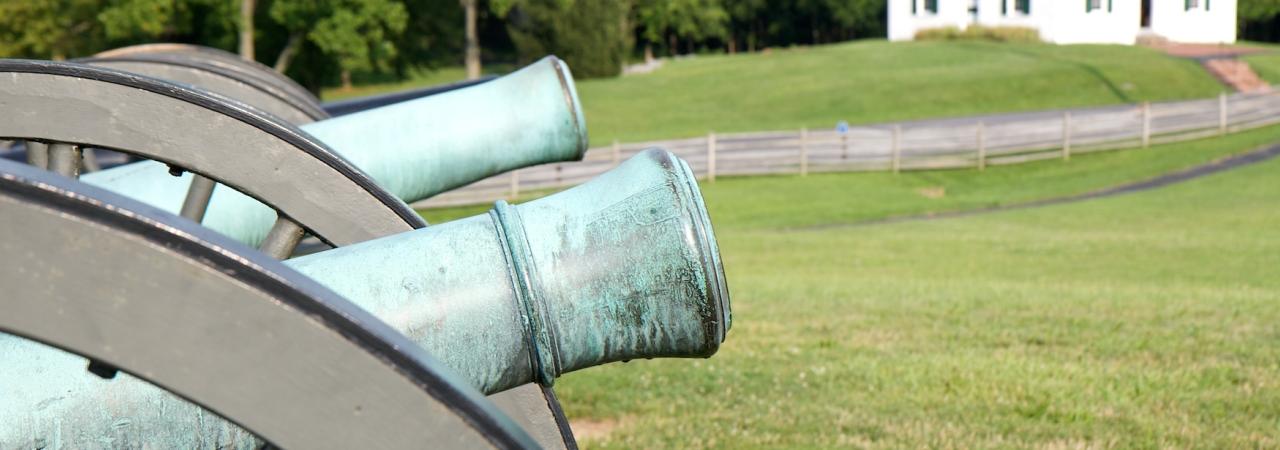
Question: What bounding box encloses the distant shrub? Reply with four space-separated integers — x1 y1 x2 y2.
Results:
914 25 1041 43
914 26 964 41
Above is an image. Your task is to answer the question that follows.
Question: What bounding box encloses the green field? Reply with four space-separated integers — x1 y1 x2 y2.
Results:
424 125 1280 448
320 64 514 102
340 41 1223 146
1245 43 1280 85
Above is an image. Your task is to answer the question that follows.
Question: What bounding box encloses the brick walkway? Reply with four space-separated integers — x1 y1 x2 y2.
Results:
1146 42 1273 93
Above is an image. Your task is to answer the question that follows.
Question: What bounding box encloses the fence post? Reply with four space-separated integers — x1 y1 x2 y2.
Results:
612 139 621 166
891 124 902 174
1219 92 1228 135
707 131 717 182
800 127 809 176
509 169 520 200
976 121 986 172
1062 111 1072 161
1141 101 1151 148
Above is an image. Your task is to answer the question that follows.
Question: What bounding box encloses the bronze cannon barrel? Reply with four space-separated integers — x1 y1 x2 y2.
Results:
76 56 588 246
0 149 730 445
287 148 731 393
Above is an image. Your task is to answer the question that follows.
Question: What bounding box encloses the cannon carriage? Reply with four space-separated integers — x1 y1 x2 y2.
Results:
0 46 730 449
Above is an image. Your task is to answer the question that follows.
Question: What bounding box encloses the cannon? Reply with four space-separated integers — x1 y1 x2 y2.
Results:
287 148 729 393
1 55 585 253
6 43 329 171
92 43 328 122
0 157 539 449
0 48 731 448
86 42 493 120
0 149 730 448
0 53 593 447
81 52 329 125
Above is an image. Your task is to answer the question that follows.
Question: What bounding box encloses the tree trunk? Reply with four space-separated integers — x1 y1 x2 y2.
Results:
462 0 480 80
668 33 677 57
273 32 303 73
644 44 654 64
341 70 352 91
239 0 255 60
728 32 736 54
812 14 819 45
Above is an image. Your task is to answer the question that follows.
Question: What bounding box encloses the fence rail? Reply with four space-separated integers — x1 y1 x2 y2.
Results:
416 91 1280 208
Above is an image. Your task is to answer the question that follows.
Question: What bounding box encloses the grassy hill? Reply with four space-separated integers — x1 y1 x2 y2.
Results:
423 125 1280 448
1243 42 1280 85
333 41 1224 146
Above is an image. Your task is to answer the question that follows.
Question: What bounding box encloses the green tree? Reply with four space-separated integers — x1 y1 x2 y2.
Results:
635 0 728 58
1240 0 1280 41
0 0 238 60
98 0 238 48
723 0 766 52
393 0 468 75
498 0 632 78
802 0 885 42
268 0 408 87
0 0 106 59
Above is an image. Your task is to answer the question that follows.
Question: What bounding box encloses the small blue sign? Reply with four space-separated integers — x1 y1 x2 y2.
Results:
836 120 849 135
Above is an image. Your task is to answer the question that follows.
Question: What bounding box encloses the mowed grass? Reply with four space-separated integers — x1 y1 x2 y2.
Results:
1244 44 1280 85
577 41 1220 145
421 123 1280 226
331 41 1222 146
423 126 1280 448
319 64 514 101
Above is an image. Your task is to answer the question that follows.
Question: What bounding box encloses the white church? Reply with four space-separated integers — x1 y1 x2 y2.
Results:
888 0 1237 45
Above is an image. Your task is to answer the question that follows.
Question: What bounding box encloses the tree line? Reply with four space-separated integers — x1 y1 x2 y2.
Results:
0 0 887 90
1 0 1278 92
1241 0 1280 42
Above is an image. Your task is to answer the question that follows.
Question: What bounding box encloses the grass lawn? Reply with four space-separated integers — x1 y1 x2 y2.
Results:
423 125 1280 448
1244 43 1280 85
319 64 514 101
336 41 1223 146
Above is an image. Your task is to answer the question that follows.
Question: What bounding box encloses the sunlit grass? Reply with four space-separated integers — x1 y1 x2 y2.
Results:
421 123 1280 226
426 125 1280 448
1243 42 1280 85
339 40 1223 146
562 131 1280 448
319 64 513 101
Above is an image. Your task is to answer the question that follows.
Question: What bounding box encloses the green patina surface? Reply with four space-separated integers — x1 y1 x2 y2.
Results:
0 150 731 447
287 149 730 393
78 56 587 247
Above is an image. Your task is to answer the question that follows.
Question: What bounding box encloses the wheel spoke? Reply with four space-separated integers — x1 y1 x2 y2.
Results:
259 215 305 259
178 174 217 222
25 141 48 169
48 143 81 179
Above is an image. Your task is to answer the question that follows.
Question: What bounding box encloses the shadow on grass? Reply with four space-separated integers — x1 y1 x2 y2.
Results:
999 45 1135 104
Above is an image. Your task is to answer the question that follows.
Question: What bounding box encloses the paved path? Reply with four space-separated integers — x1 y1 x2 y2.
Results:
796 142 1280 231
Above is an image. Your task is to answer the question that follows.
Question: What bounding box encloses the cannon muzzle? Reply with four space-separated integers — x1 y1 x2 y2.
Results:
78 56 588 246
0 150 727 445
287 148 731 394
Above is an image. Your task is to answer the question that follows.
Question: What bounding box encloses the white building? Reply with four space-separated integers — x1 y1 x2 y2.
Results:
888 0 1236 45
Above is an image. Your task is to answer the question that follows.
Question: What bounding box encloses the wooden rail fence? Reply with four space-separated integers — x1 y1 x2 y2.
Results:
417 91 1280 208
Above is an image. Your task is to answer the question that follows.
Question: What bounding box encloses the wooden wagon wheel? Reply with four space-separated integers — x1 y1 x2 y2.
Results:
0 158 537 449
95 43 324 116
0 59 426 258
2 59 579 448
81 54 329 124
